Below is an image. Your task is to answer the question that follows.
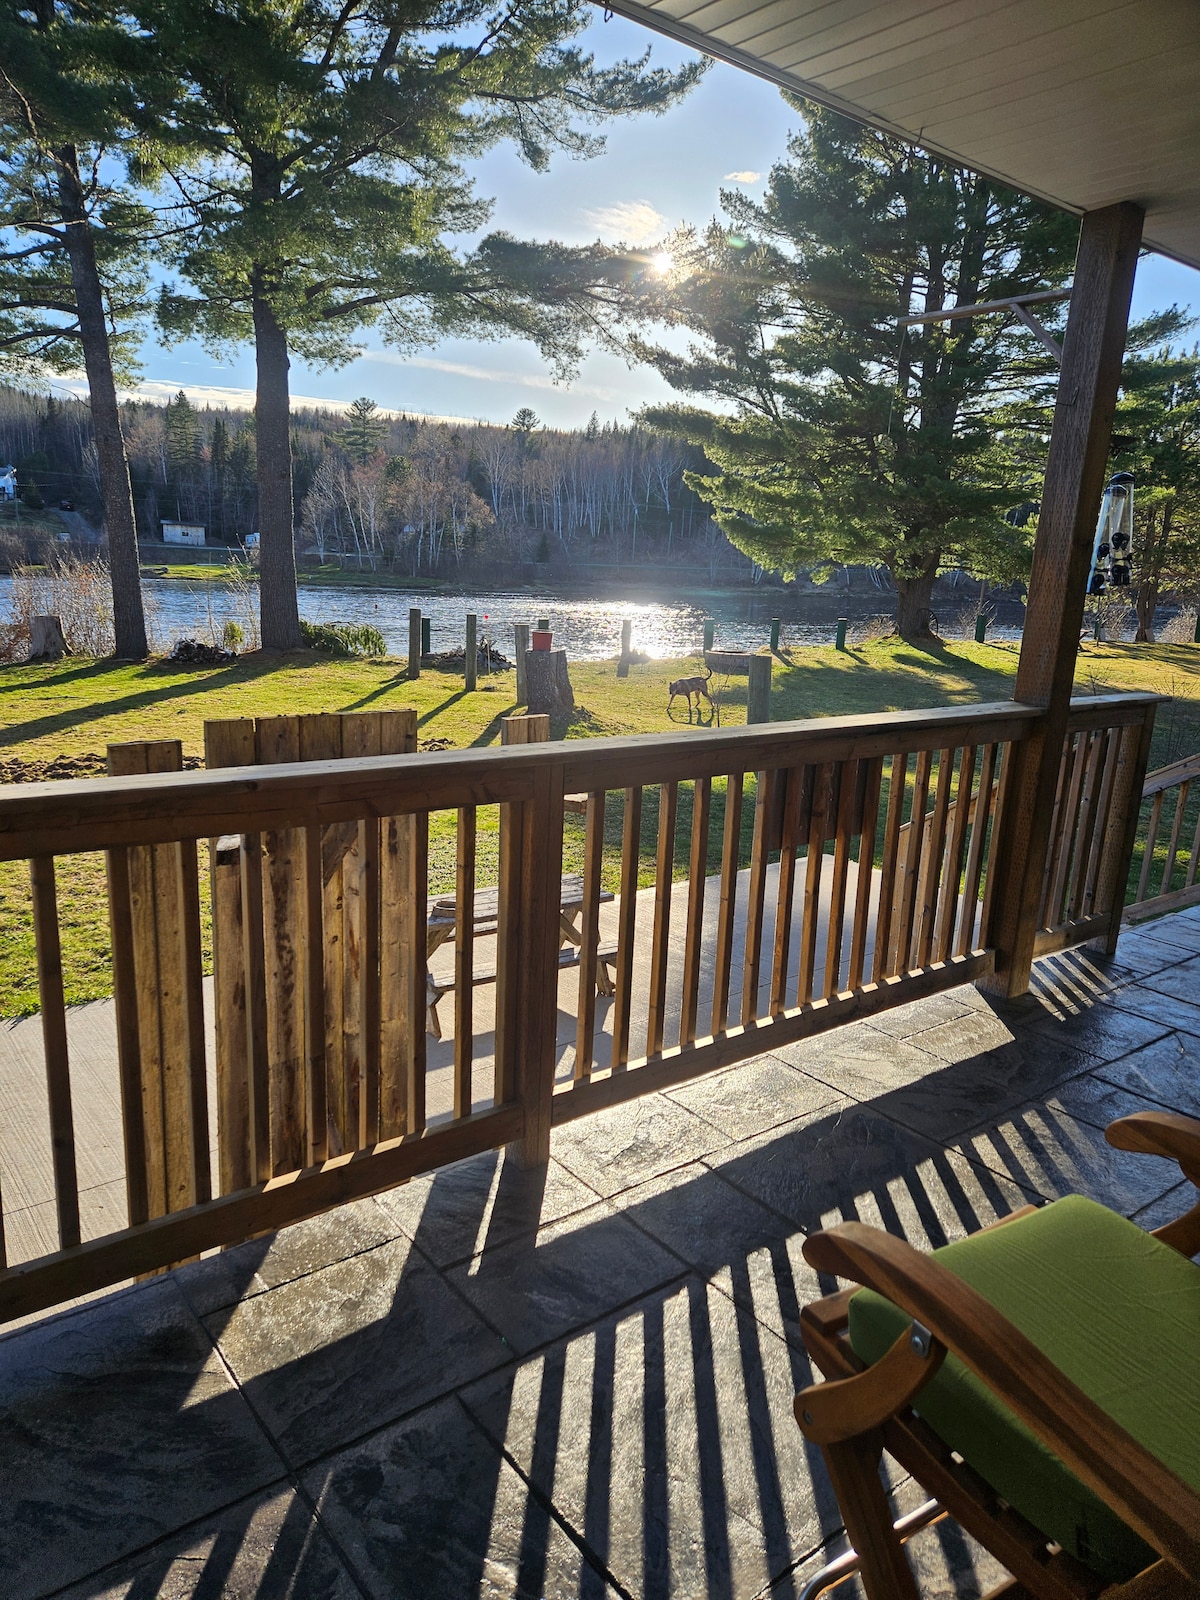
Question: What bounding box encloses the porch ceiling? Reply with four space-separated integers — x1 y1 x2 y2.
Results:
603 0 1200 270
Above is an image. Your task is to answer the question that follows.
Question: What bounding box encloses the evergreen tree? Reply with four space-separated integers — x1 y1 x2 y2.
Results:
0 0 167 656
1112 347 1200 640
145 0 703 649
637 107 1082 641
341 397 387 465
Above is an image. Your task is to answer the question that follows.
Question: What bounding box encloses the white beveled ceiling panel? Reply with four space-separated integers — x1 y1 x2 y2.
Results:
603 0 1200 268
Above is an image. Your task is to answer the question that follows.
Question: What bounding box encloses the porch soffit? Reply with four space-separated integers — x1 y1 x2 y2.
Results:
602 0 1200 270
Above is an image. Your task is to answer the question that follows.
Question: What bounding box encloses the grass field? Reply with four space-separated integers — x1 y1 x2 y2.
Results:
0 634 1195 1016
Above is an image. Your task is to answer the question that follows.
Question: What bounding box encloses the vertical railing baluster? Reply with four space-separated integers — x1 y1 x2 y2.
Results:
769 767 804 1016
712 772 743 1037
895 749 932 973
872 753 907 981
797 761 833 1005
1161 779 1191 898
1068 730 1107 920
935 745 976 963
1045 732 1089 930
741 770 775 1025
1137 789 1165 905
30 857 80 1249
1080 731 1120 917
916 749 954 968
847 756 883 990
454 806 477 1119
611 786 642 1071
680 778 712 1045
574 793 605 1082
647 781 678 1059
958 744 997 957
823 759 859 998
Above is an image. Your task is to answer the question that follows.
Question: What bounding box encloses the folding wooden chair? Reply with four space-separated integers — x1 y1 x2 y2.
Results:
794 1111 1200 1599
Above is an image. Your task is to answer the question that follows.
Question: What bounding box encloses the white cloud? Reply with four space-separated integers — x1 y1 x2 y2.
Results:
52 375 480 425
363 350 624 403
580 199 665 245
724 170 761 184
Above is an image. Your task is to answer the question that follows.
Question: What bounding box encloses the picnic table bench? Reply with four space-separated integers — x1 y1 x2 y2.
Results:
424 872 616 1037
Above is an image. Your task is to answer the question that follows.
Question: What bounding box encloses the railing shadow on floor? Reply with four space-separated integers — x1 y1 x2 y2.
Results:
10 996 1172 1600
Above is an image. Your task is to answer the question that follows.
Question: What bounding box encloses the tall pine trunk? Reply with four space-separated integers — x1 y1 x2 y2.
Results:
56 144 147 660
1134 578 1159 643
251 271 301 650
893 566 939 642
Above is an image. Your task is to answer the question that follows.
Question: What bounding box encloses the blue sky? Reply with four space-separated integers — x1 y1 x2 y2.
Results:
121 8 1200 428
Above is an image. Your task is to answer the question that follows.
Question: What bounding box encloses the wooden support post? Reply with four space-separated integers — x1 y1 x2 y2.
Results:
421 616 431 656
769 618 781 652
835 618 848 652
985 203 1144 997
703 619 715 651
514 623 530 703
407 607 422 680
617 618 632 678
465 613 477 691
747 655 772 724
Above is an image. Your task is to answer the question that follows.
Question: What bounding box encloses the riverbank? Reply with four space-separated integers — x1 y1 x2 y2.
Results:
0 636 1196 1016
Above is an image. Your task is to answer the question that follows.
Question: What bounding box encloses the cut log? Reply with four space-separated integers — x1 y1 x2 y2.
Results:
525 647 574 717
29 615 67 660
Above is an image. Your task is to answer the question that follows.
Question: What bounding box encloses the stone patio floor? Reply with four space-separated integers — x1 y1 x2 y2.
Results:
4 909 1200 1600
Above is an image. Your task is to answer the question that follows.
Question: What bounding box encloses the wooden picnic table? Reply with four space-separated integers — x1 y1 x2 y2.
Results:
424 872 616 1037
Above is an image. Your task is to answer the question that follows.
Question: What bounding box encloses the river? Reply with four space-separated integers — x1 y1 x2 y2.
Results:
0 576 1024 659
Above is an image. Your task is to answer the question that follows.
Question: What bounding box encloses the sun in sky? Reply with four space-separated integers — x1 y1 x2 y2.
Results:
650 250 673 275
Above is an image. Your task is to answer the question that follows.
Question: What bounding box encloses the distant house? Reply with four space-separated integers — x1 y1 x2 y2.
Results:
0 466 16 501
161 521 206 546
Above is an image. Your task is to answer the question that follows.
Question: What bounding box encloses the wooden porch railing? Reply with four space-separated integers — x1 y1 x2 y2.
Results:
0 692 1158 1324
1123 750 1200 925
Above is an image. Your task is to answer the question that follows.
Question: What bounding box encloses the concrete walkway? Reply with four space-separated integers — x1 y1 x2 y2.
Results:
2 910 1199 1597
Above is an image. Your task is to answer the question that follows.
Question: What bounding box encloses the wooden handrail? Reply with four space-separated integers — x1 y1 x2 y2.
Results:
0 698 1066 861
1143 751 1200 798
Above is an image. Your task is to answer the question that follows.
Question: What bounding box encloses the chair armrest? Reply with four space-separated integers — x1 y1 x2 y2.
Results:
1106 1112 1200 1185
802 1221 1200 1576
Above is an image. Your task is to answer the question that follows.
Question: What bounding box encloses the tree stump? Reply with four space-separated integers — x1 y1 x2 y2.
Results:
29 614 67 661
525 648 574 717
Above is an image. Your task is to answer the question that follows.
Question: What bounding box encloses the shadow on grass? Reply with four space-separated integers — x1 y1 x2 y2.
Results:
0 657 279 750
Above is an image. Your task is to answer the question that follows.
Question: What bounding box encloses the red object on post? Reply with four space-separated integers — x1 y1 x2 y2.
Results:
531 630 553 651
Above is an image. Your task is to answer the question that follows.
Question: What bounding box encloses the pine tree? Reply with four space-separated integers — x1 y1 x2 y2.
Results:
145 0 703 649
341 397 388 465
637 107 1083 641
0 0 166 656
1112 347 1200 640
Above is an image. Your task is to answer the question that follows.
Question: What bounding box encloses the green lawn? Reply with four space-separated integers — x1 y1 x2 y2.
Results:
0 635 1196 1016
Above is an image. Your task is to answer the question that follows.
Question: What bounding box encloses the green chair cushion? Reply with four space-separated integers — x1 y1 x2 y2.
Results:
847 1195 1200 1581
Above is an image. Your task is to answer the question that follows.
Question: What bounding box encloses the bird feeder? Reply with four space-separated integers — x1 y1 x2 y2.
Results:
1087 471 1135 594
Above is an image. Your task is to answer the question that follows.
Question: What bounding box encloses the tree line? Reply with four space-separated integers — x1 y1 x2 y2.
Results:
0 383 749 577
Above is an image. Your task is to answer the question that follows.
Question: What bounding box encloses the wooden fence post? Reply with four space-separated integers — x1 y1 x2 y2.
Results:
465 613 477 691
408 608 422 680
985 203 1143 996
105 740 210 1238
514 623 530 703
617 618 632 678
747 655 772 724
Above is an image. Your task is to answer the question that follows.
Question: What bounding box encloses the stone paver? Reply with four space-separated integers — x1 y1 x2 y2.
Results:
5 918 1200 1598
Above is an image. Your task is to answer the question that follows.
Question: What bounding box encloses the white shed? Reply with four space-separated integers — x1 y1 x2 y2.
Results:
0 466 16 501
161 521 206 546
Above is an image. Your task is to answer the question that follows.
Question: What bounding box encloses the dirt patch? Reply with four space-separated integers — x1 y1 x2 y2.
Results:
0 751 204 784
